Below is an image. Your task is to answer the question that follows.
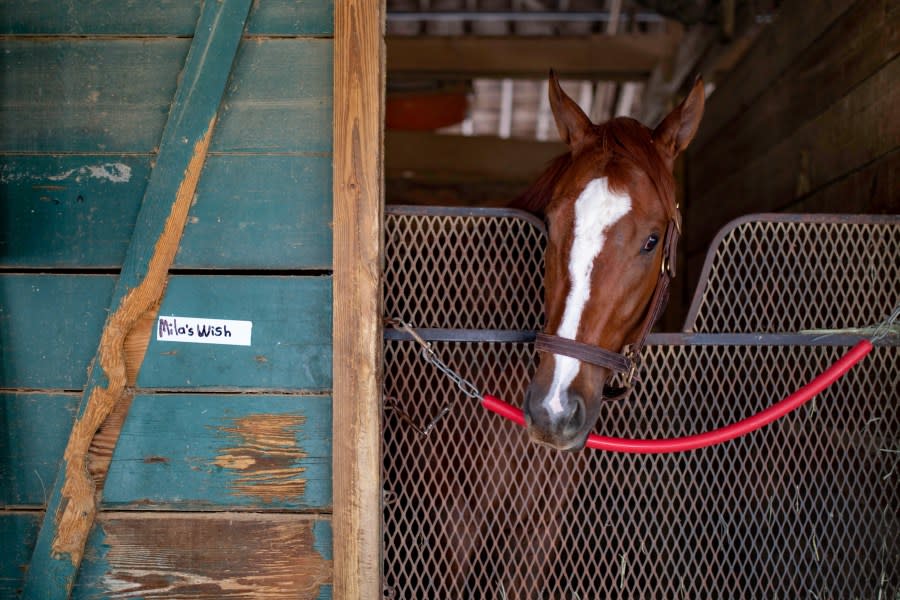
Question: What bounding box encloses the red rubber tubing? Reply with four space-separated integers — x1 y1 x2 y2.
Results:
481 339 873 454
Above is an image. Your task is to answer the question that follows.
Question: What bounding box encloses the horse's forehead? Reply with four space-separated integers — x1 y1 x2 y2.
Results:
557 154 664 222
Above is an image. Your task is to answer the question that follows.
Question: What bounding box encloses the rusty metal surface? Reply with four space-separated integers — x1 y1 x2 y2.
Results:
382 208 900 598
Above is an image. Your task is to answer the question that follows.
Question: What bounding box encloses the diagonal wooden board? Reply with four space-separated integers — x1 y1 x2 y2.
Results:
22 1 253 597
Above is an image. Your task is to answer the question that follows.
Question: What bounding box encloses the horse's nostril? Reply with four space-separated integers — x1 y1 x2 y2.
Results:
562 395 585 437
523 386 536 421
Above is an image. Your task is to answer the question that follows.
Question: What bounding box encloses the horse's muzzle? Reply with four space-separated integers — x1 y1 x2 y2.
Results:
523 384 589 451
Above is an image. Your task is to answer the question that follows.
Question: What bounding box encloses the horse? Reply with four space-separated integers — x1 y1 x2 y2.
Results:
384 72 706 597
516 71 705 451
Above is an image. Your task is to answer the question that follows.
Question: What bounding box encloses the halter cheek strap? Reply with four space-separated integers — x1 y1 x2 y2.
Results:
534 219 680 401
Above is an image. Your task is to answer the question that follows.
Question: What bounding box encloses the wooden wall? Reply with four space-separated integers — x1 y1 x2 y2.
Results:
684 0 898 303
1 2 335 597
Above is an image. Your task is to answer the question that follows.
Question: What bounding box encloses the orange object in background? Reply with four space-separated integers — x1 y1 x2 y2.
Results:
386 90 468 130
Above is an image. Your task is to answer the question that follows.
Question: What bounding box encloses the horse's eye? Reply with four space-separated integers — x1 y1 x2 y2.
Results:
641 233 660 253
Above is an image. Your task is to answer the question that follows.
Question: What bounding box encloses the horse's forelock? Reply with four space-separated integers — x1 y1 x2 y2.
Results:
600 119 676 217
511 118 676 222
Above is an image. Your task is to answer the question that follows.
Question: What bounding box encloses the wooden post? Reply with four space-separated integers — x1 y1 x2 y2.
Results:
21 1 252 597
333 1 385 599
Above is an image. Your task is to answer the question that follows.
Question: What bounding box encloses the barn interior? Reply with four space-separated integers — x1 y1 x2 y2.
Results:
0 1 896 597
381 0 898 327
379 2 898 597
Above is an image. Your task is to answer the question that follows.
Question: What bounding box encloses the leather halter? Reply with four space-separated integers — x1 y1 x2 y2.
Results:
534 218 680 401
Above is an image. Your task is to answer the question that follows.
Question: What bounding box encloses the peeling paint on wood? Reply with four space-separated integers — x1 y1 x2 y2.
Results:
72 513 332 599
23 2 253 594
214 413 310 502
102 395 331 510
5 0 338 595
51 120 217 566
1 274 332 391
1 154 332 269
4 395 332 511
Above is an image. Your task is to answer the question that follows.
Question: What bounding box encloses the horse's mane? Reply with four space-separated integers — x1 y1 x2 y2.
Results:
511 118 677 223
510 152 572 217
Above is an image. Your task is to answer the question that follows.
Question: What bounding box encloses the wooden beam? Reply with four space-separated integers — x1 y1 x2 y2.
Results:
333 1 385 599
685 56 900 256
385 178 531 207
783 148 899 215
690 0 899 202
386 130 566 184
22 1 253 597
639 23 717 125
691 0 857 153
386 33 680 80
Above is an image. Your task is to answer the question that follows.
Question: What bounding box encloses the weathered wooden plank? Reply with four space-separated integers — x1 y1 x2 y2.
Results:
1 393 79 507
71 513 332 599
0 275 332 390
0 512 41 597
0 274 116 390
98 394 331 509
691 0 900 199
785 148 899 214
211 38 333 153
179 155 333 268
692 0 857 153
387 130 566 184
24 2 252 595
333 1 384 599
0 155 151 267
685 56 900 255
386 33 679 80
1 154 332 269
246 0 334 36
0 39 188 152
138 276 332 390
0 393 332 510
0 1 200 34
1 0 333 36
1 38 332 153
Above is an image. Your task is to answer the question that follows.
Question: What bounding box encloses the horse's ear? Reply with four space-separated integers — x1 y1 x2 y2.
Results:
653 76 705 166
548 70 594 154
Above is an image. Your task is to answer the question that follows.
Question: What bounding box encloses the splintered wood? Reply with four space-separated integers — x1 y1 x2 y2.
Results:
53 123 214 564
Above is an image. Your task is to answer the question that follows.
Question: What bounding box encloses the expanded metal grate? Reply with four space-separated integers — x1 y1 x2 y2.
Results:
685 214 900 334
384 342 899 598
385 206 546 331
382 209 900 598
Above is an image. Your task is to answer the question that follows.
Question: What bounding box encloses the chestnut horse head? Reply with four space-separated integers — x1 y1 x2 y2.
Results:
516 72 705 450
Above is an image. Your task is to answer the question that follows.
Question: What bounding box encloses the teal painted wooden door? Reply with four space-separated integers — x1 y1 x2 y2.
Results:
1 2 335 597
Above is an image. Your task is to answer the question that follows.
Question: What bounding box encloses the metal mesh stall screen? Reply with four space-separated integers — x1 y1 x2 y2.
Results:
385 208 545 331
382 209 899 598
384 342 898 598
685 215 900 333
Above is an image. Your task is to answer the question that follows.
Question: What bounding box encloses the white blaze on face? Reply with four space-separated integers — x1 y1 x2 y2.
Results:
543 177 632 417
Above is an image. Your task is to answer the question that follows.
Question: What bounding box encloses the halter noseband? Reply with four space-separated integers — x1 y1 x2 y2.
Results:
534 218 680 402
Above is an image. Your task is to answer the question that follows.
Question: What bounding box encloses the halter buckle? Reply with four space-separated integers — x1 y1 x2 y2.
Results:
623 346 640 387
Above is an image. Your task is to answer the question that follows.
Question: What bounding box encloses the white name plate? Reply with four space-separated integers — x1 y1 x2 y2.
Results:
156 316 252 347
